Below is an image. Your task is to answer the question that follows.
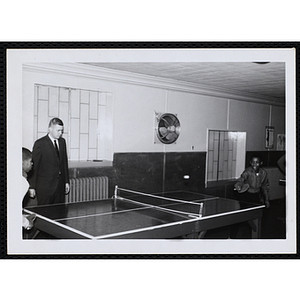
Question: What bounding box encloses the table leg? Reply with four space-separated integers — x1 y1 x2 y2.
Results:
249 218 261 239
198 230 207 239
183 230 207 239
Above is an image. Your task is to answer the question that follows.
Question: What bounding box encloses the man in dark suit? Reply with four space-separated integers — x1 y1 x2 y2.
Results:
29 118 70 205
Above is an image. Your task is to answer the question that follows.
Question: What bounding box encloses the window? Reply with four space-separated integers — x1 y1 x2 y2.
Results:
34 84 113 161
207 130 246 182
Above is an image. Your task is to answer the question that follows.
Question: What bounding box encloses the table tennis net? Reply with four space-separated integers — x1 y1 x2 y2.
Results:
113 187 204 218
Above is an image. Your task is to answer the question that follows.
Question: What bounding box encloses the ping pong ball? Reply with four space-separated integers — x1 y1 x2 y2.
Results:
183 175 190 179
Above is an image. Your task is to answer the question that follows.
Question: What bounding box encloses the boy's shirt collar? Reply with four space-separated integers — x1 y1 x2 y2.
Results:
247 166 261 173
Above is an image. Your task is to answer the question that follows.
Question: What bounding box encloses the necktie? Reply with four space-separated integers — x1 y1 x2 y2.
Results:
54 140 60 158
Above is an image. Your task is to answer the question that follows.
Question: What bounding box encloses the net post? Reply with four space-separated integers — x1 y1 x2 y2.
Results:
199 202 204 218
114 185 118 199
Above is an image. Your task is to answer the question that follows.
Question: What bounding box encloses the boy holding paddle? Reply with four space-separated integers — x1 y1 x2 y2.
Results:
234 155 270 208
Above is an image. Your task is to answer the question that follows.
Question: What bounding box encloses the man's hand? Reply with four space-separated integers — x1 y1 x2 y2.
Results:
65 183 70 194
265 200 270 208
28 189 36 198
22 214 36 230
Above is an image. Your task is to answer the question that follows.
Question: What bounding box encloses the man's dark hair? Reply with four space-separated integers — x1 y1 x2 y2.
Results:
22 147 32 161
48 117 64 127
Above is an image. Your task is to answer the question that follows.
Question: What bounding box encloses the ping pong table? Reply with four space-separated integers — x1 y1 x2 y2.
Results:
23 187 265 239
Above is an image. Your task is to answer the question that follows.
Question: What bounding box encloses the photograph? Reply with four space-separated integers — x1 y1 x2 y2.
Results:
6 47 296 255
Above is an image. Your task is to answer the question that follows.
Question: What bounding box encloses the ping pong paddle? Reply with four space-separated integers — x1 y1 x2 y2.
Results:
237 183 249 193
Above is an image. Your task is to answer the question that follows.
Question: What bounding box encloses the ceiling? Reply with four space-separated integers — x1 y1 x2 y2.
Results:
83 62 285 105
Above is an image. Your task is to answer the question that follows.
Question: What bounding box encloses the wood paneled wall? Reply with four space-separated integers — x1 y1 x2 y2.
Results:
68 150 285 199
113 152 206 194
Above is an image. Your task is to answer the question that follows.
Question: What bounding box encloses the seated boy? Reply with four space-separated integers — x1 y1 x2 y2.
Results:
234 155 270 208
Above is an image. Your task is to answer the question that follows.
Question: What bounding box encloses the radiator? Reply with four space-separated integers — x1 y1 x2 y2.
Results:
65 176 109 203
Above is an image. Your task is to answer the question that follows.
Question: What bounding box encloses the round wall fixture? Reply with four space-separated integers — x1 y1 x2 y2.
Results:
155 113 181 144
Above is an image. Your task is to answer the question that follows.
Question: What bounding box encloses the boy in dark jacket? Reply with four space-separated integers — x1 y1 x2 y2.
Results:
235 155 270 208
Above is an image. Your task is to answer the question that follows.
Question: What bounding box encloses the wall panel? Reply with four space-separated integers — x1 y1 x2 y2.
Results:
113 152 206 194
114 152 164 193
49 87 59 117
167 90 228 152
229 100 270 151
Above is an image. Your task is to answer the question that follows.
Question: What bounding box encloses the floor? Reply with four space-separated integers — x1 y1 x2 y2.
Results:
203 198 286 239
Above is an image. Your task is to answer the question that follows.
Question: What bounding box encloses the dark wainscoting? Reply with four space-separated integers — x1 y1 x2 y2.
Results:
164 152 206 192
113 152 164 193
202 181 237 199
67 151 284 199
113 152 206 194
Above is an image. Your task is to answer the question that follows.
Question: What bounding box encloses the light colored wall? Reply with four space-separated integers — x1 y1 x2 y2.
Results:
229 100 270 151
229 100 285 151
23 64 285 158
167 90 228 152
112 84 167 153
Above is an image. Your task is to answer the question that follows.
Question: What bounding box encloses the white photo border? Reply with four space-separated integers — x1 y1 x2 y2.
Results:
6 45 297 255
